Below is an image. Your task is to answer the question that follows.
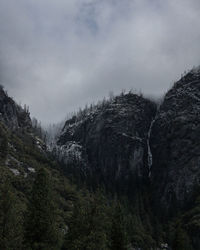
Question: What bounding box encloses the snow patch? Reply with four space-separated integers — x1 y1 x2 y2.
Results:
28 167 36 173
122 133 142 142
9 168 20 176
5 155 21 167
54 141 82 163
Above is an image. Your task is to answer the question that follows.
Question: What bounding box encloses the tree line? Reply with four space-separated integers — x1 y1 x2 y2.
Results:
0 168 129 250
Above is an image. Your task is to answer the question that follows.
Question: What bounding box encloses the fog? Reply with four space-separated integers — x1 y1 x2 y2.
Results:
0 0 200 124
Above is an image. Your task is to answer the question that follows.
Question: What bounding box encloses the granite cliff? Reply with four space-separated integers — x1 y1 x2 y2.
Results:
150 68 200 212
56 93 157 193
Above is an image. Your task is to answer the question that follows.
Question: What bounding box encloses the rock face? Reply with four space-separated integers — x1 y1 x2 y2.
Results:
150 68 200 211
0 85 31 129
57 93 156 191
54 67 200 211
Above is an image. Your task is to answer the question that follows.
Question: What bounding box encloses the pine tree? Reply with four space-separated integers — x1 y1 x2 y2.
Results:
173 226 192 250
0 180 23 250
110 201 128 250
63 190 109 250
84 191 109 250
0 124 8 160
24 168 59 250
62 200 88 250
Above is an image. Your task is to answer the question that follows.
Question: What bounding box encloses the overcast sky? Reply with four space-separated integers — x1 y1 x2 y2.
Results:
0 0 200 124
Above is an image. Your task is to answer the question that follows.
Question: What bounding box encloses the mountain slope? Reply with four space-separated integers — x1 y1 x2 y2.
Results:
56 92 157 193
1 68 200 249
0 86 31 129
0 85 159 249
55 69 200 249
0 86 78 248
150 68 200 213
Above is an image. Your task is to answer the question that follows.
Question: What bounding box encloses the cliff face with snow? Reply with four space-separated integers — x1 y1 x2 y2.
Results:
150 68 200 211
56 68 200 211
1 69 200 249
0 86 31 130
0 86 46 178
57 93 156 192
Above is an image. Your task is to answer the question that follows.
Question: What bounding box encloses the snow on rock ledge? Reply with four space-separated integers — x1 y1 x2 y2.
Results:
53 141 82 164
9 168 20 176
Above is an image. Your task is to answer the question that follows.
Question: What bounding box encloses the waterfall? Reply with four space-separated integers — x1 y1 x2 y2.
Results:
147 104 160 177
147 118 156 177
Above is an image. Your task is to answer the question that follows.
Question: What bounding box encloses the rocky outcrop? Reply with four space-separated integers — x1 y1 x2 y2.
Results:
55 67 200 211
0 85 31 129
57 93 156 191
150 68 200 211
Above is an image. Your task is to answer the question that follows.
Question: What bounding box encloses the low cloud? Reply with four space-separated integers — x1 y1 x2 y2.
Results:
0 0 200 124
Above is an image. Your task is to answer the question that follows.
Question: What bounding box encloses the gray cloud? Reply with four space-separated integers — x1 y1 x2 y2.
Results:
0 0 200 124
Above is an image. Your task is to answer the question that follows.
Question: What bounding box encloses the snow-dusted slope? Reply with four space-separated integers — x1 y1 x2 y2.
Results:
0 85 31 129
56 92 156 191
150 67 200 210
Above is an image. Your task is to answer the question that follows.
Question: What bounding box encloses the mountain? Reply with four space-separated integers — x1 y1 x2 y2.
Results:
56 68 200 207
0 84 158 249
150 68 200 213
1 68 200 249
0 85 31 130
0 85 79 249
55 68 200 249
56 92 156 193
